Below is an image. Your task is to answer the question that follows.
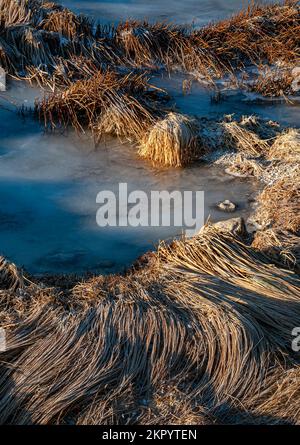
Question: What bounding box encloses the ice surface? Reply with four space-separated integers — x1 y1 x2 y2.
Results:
61 0 273 26
0 81 259 274
0 1 298 275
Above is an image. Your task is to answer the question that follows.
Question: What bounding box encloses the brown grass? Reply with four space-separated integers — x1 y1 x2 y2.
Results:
249 366 300 424
222 116 273 157
0 0 32 27
0 1 299 91
138 113 202 167
268 128 300 163
36 70 165 140
0 225 299 424
254 176 300 234
252 229 300 272
41 9 93 40
193 1 300 67
224 153 264 178
0 0 299 426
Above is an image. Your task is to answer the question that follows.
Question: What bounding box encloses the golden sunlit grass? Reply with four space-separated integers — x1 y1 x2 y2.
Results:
0 0 299 91
36 70 164 139
0 225 299 424
269 128 300 163
138 112 202 167
0 0 300 426
255 176 300 234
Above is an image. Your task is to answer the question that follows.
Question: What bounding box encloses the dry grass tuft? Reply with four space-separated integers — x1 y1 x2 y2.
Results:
1 1 299 90
268 128 300 163
195 1 300 68
0 257 23 291
36 70 165 140
222 116 273 157
214 115 300 184
138 112 202 167
0 225 300 424
41 9 93 40
252 229 300 272
224 153 264 178
250 67 295 97
254 176 300 234
93 99 155 143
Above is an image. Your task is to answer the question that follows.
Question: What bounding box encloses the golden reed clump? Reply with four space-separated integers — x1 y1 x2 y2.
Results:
138 113 202 167
36 70 164 139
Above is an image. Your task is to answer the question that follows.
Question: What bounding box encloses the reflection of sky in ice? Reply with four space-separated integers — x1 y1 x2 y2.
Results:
61 0 273 26
0 80 258 274
0 1 297 275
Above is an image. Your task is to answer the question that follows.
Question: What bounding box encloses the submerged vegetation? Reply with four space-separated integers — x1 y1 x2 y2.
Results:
0 0 299 425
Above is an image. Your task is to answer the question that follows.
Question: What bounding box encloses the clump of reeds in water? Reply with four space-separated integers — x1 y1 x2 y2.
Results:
36 70 166 141
221 115 275 157
138 112 202 167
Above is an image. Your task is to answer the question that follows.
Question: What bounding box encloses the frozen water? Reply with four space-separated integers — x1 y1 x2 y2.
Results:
152 72 300 128
0 1 298 275
61 0 273 26
0 81 257 274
